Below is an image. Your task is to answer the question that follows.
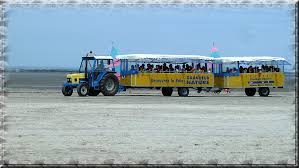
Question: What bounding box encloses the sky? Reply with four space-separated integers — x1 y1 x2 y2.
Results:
7 4 295 71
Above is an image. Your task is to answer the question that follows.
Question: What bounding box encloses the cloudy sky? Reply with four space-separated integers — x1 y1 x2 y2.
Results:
7 4 295 71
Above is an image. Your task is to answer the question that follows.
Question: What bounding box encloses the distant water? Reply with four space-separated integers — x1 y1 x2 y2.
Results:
6 71 70 89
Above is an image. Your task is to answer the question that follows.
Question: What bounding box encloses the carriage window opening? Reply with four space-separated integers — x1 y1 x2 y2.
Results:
239 64 280 73
129 61 219 74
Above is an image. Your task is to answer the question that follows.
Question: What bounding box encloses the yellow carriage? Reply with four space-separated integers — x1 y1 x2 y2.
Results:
116 54 216 96
214 56 290 96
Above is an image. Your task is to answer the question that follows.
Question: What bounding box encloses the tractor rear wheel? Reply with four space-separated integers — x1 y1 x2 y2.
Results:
77 83 89 96
88 88 100 96
62 86 73 96
100 73 119 96
178 87 189 97
258 87 270 97
162 87 173 96
245 88 256 96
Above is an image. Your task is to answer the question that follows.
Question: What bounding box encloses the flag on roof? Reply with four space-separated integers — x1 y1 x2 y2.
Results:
210 42 220 58
110 45 118 58
109 44 120 78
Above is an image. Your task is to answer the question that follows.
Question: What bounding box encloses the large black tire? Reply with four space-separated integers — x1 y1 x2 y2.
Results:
245 88 256 96
258 87 270 97
62 86 73 96
100 73 119 96
88 88 100 96
178 87 189 97
162 87 173 96
77 83 89 96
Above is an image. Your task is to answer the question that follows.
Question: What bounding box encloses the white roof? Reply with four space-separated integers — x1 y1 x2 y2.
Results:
216 56 290 65
94 55 113 60
116 54 215 62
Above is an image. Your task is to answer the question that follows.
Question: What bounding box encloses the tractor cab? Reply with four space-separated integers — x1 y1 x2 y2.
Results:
79 56 114 72
94 56 115 72
79 56 114 80
62 55 120 97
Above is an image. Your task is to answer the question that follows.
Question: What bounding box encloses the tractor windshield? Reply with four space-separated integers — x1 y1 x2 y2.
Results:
79 58 94 73
95 59 113 71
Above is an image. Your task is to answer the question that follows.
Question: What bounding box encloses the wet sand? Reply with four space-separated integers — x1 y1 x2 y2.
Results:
2 72 297 164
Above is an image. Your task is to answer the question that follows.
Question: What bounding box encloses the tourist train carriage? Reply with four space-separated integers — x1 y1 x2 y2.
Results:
116 54 219 96
214 56 290 96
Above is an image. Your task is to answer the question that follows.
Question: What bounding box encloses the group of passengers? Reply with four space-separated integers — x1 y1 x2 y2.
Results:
130 63 280 74
239 65 280 73
131 63 210 73
225 67 238 73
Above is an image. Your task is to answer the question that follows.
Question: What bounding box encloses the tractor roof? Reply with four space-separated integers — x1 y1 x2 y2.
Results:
94 55 114 60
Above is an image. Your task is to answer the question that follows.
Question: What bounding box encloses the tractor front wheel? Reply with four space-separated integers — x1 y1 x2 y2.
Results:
100 73 119 96
162 87 173 96
62 86 73 96
77 83 89 96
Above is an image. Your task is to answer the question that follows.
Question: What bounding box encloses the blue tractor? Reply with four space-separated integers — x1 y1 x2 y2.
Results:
62 55 120 96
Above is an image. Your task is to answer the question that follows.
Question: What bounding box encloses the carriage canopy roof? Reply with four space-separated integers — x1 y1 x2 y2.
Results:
216 56 291 65
116 54 215 63
115 54 290 65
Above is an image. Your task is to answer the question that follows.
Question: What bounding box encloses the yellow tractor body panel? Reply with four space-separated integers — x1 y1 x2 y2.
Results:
66 73 85 84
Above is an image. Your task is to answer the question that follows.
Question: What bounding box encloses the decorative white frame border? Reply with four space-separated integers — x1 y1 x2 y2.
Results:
0 0 297 166
0 0 298 4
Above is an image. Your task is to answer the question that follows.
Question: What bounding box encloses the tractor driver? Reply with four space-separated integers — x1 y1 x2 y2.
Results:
95 60 104 71
95 60 112 71
104 60 112 71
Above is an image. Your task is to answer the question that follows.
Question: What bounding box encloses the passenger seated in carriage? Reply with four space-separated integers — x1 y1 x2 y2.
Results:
146 64 153 72
200 66 206 73
169 64 174 72
232 67 237 73
181 64 186 72
139 64 145 72
239 66 244 73
162 63 169 72
154 65 162 73
174 65 179 72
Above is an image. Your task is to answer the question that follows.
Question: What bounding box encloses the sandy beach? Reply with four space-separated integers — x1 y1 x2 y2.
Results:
2 72 296 164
